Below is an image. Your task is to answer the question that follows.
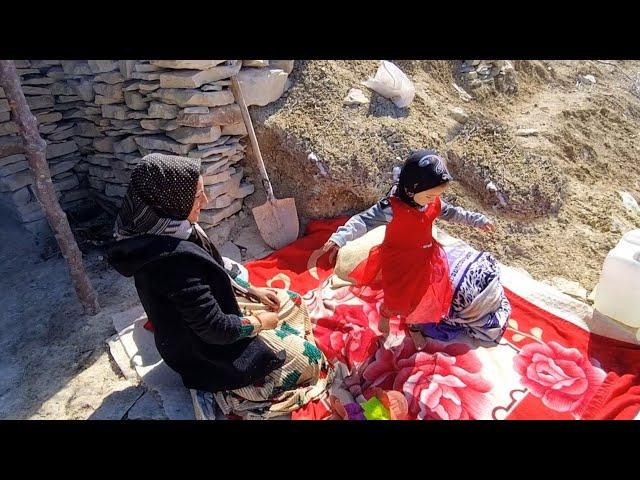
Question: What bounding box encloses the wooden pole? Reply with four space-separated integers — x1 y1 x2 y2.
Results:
0 60 100 315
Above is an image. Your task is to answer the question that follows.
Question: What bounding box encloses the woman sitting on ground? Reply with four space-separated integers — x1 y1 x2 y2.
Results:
108 153 333 419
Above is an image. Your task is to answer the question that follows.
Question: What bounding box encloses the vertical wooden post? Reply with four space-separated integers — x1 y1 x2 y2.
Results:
0 60 100 315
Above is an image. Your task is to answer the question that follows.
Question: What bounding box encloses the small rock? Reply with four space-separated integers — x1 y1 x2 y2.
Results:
134 62 161 73
46 140 78 159
546 276 588 301
308 152 328 176
151 88 235 108
242 60 269 68
93 82 124 103
219 241 242 263
61 61 92 76
176 104 242 127
579 74 596 85
131 70 164 81
26 95 54 110
88 60 119 74
53 174 80 192
101 104 129 120
22 76 55 86
167 126 222 145
0 160 28 177
199 199 243 226
123 390 167 420
150 60 227 70
49 159 79 176
233 182 254 200
233 224 273 261
147 101 179 119
449 107 469 124
134 135 193 155
203 168 232 186
105 182 129 198
221 122 247 136
113 136 138 154
343 88 369 106
159 62 241 89
486 181 498 192
619 191 640 214
610 216 625 234
516 128 539 137
5 186 30 205
236 68 289 107
124 91 149 111
452 83 473 102
95 71 126 84
269 60 294 74
183 106 209 114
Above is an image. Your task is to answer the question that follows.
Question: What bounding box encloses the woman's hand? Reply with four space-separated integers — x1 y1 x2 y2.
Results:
322 240 340 265
249 287 281 311
479 220 496 233
256 311 279 330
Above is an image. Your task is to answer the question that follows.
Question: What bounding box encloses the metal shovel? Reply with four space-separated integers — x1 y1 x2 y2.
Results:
230 75 299 250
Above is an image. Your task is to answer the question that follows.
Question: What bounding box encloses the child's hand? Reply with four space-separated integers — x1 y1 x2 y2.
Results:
322 240 340 265
479 220 496 233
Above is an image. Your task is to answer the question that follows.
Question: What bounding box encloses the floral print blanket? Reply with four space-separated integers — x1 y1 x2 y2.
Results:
242 219 640 420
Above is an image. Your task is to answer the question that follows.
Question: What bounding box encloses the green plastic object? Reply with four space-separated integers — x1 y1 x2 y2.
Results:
361 396 391 420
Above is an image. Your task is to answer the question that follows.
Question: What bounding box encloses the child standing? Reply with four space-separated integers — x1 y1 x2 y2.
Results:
323 149 495 348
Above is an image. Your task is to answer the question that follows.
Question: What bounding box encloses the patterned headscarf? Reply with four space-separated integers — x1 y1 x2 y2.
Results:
115 153 202 240
395 149 452 207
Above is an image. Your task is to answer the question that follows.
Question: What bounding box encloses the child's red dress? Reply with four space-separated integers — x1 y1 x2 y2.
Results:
349 196 453 327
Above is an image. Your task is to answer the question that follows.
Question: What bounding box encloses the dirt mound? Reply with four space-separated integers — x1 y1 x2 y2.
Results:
248 60 640 291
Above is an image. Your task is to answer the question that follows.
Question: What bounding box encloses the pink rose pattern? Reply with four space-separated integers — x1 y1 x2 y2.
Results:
315 304 379 369
305 279 610 420
362 337 493 420
513 341 606 415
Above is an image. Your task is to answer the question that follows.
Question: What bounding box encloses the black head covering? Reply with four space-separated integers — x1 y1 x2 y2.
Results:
395 149 452 207
115 153 202 238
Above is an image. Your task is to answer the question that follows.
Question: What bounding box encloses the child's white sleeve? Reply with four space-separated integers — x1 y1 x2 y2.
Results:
439 199 490 227
329 199 393 247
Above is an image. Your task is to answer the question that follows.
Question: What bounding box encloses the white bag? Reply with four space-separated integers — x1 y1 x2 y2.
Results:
363 60 415 108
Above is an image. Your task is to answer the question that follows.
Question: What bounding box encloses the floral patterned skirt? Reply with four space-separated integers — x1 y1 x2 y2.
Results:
213 288 334 419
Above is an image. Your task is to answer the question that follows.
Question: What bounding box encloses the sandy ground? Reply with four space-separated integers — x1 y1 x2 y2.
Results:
0 212 168 419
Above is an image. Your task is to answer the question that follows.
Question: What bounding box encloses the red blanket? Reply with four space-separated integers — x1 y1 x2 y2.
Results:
245 219 640 420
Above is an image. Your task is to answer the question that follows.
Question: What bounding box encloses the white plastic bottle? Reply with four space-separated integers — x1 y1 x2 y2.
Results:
594 229 640 329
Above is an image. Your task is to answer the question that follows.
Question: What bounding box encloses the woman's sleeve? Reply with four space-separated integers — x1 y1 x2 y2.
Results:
220 258 252 295
162 259 261 344
329 199 393 247
439 199 491 228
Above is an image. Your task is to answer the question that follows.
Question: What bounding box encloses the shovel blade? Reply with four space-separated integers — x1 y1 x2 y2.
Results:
251 197 299 250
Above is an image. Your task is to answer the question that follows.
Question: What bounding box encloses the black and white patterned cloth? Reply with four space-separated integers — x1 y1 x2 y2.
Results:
420 245 511 343
115 153 202 240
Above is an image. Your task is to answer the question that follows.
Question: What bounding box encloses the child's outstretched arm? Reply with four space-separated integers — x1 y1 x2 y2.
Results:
439 199 495 232
323 198 393 263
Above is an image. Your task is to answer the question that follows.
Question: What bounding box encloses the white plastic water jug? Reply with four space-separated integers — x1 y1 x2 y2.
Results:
594 229 640 328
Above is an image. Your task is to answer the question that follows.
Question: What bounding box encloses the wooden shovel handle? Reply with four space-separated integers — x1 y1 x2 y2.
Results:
231 75 275 202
